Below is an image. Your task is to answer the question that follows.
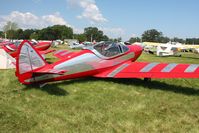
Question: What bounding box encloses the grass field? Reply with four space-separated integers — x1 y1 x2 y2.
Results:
0 45 199 133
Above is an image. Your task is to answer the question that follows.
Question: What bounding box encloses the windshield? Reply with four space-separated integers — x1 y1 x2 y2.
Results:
93 42 129 58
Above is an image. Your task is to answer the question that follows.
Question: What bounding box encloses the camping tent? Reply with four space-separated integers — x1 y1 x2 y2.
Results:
0 49 16 69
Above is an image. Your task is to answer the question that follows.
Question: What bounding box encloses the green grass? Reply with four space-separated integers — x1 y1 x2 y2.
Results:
0 45 199 133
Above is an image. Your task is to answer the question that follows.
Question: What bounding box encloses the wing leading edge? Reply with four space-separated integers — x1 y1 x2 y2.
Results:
94 62 199 78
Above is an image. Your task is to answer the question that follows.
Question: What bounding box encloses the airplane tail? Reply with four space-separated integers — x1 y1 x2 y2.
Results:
15 40 48 84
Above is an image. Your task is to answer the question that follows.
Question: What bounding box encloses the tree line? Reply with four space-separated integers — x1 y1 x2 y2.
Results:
0 21 110 42
129 29 199 44
1 21 199 44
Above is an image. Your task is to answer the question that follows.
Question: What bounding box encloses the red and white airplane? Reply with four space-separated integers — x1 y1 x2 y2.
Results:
15 40 199 85
1 41 52 58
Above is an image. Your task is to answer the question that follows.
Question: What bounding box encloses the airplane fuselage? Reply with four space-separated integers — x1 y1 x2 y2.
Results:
18 43 143 84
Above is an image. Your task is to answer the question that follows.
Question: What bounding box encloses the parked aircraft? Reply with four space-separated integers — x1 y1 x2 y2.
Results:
157 44 179 56
194 48 199 54
15 40 199 85
156 42 184 56
1 40 52 58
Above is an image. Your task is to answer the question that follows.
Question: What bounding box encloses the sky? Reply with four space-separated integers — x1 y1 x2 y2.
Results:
0 0 199 40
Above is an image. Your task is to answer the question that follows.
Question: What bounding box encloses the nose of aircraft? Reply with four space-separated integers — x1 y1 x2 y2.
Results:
128 44 143 60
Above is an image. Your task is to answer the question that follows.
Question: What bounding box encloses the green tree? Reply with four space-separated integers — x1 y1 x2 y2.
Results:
112 37 122 42
74 34 87 42
158 36 170 43
39 27 56 40
0 31 4 38
129 37 141 43
3 21 19 32
101 35 109 41
15 29 24 39
186 38 199 44
61 27 73 39
51 25 73 40
30 32 39 40
172 37 185 43
23 29 35 39
142 29 163 42
3 21 19 39
84 27 106 42
6 30 17 39
38 25 73 40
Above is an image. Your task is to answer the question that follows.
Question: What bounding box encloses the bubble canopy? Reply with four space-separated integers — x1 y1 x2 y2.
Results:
88 41 129 58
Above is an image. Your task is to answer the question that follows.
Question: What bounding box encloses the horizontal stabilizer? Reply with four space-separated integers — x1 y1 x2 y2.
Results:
33 67 67 75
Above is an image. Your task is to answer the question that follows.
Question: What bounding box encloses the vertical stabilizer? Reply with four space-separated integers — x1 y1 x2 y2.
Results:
16 40 47 84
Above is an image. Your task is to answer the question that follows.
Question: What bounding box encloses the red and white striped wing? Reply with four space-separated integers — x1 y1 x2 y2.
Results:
94 62 199 78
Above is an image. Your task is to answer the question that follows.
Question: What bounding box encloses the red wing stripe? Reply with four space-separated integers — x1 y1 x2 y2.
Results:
185 64 199 73
161 63 177 72
140 63 159 72
107 64 129 77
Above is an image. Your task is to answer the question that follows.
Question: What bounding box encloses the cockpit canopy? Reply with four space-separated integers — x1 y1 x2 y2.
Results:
92 41 129 58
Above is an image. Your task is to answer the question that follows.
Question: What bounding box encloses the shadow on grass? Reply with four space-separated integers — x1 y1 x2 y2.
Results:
21 77 199 96
108 78 199 96
52 77 199 96
22 83 69 96
179 56 199 60
152 54 199 60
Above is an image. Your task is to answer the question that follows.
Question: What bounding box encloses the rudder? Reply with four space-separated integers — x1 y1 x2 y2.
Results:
16 40 47 84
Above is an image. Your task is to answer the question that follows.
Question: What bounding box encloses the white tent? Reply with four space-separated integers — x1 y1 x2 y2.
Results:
0 49 16 69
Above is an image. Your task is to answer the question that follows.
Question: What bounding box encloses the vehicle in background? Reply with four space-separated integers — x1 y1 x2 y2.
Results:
1 40 52 58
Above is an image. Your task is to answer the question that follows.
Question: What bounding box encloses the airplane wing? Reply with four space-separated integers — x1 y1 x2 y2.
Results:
94 62 199 78
53 50 75 59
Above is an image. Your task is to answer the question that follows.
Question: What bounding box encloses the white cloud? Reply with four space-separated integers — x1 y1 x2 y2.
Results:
42 12 70 27
0 11 125 39
73 27 84 34
0 11 71 30
67 0 107 23
69 26 125 38
99 27 125 38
